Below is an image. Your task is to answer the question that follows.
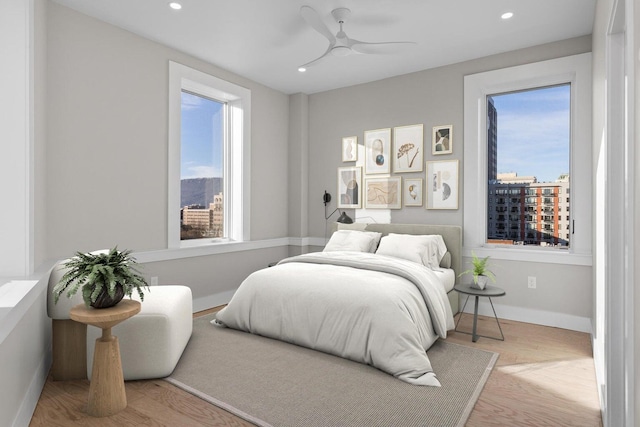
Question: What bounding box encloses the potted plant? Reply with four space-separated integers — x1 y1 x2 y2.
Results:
53 247 149 309
459 252 496 290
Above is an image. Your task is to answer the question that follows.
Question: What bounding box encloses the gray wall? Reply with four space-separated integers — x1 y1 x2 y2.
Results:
304 35 594 325
44 4 291 299
635 1 640 420
45 3 290 257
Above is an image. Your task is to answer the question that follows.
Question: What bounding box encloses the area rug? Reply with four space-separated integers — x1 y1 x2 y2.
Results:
166 313 498 427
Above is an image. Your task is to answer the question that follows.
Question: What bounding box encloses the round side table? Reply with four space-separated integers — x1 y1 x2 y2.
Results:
454 283 505 343
69 299 141 417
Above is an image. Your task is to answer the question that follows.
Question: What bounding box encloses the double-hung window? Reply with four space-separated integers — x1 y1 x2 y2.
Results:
168 62 251 248
463 53 592 264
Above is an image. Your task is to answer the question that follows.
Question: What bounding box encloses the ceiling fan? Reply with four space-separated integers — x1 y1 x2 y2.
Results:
298 6 414 71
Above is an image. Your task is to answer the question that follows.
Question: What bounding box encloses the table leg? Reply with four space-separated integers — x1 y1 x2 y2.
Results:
472 295 479 342
87 333 127 417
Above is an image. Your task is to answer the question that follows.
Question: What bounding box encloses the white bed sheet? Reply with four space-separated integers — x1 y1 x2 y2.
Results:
432 268 455 293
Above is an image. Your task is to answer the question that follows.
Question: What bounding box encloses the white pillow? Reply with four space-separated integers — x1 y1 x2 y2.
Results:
376 233 447 269
324 230 382 253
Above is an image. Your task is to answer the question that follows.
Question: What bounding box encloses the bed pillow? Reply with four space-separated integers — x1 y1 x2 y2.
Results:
324 230 383 253
376 233 448 269
440 251 452 269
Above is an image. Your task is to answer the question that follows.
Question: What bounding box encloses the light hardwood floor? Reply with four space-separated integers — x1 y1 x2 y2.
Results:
30 311 602 426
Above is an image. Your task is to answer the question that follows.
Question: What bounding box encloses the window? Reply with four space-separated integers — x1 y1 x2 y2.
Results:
179 91 225 240
463 53 592 264
168 62 251 249
486 84 571 249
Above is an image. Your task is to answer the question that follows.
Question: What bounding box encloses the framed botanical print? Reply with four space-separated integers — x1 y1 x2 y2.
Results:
342 136 358 162
337 166 362 208
404 178 423 207
426 160 459 209
365 176 402 209
364 128 391 174
432 125 453 155
393 124 423 173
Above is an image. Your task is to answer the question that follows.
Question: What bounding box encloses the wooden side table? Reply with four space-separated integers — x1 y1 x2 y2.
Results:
69 299 141 417
454 283 505 343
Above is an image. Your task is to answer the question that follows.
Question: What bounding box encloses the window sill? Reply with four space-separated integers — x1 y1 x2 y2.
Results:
463 245 592 266
134 237 324 263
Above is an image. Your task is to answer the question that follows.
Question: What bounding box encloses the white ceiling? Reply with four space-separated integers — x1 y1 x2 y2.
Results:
51 0 596 95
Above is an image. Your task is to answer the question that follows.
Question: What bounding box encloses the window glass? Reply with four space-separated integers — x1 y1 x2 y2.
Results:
180 91 225 240
486 84 571 248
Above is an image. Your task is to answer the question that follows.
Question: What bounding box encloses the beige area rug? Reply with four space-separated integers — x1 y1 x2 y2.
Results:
166 313 498 427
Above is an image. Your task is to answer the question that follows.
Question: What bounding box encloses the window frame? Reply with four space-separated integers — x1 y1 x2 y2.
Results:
168 61 251 249
462 53 592 265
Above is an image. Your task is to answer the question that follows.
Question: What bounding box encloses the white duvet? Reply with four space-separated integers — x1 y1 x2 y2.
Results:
214 251 455 386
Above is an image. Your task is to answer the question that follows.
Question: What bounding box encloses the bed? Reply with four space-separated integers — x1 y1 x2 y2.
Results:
214 223 462 386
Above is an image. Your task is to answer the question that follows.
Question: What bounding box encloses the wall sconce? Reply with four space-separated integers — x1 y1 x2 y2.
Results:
323 191 353 223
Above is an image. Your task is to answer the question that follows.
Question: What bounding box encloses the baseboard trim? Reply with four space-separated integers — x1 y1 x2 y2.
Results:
13 349 51 427
194 279 592 334
460 298 592 333
192 290 237 313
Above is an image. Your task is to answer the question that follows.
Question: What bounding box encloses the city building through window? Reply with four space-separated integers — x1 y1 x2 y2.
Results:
486 85 571 248
180 91 225 240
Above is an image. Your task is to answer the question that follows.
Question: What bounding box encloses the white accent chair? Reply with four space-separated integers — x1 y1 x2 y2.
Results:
47 256 193 381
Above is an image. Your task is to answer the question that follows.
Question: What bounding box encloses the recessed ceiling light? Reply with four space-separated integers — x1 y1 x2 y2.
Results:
501 12 514 20
169 2 182 10
298 67 307 73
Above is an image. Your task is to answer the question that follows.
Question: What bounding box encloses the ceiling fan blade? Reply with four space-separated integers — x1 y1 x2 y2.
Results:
298 45 334 69
300 6 336 44
349 40 416 55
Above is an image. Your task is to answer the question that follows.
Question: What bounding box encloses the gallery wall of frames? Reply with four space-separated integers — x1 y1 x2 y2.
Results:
338 124 458 211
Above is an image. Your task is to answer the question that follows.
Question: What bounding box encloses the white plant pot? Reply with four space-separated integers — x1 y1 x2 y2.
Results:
474 275 489 290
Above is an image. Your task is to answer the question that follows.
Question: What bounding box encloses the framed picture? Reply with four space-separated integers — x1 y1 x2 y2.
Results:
337 166 362 208
404 178 423 207
393 124 423 173
342 136 358 162
365 176 402 209
432 125 453 155
426 160 459 209
364 128 391 174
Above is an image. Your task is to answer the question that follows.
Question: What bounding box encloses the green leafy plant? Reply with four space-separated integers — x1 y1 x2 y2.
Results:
53 247 149 308
458 252 496 284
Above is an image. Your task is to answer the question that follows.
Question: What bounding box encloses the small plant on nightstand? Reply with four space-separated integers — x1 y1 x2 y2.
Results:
459 252 496 290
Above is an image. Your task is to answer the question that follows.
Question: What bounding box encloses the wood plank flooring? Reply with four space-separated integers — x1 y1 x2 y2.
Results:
30 310 602 426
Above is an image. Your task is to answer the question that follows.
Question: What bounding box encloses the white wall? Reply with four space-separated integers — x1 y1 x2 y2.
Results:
0 0 34 276
0 280 50 427
305 36 594 330
591 0 610 416
634 1 640 422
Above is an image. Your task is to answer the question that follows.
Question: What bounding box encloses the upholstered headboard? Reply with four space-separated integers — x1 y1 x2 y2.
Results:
332 222 462 313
